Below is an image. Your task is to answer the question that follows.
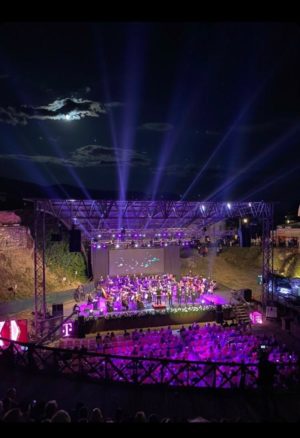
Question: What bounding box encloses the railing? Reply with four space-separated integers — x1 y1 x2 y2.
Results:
0 338 298 390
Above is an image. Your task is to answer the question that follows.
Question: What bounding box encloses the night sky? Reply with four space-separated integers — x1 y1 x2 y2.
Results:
0 22 299 206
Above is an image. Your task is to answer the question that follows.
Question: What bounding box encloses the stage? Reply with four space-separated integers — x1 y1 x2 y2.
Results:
74 291 234 335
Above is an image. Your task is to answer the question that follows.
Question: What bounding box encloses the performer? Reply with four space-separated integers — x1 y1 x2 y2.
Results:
184 287 190 306
167 287 173 307
136 293 144 310
156 285 162 305
147 288 153 304
121 292 129 311
106 297 114 313
191 287 197 306
176 285 182 306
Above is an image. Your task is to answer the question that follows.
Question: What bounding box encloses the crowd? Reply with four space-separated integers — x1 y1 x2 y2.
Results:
74 323 297 366
55 323 299 390
0 388 193 422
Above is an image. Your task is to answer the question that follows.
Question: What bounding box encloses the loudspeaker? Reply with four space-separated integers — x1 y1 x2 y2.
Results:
69 229 81 252
215 304 223 324
51 233 62 242
242 289 252 302
240 227 251 247
52 303 64 317
77 315 85 338
216 310 224 324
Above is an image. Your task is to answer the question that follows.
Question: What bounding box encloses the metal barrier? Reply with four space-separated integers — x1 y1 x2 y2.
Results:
0 338 298 390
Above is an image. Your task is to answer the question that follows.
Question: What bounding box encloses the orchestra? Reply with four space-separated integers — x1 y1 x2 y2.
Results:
76 273 217 313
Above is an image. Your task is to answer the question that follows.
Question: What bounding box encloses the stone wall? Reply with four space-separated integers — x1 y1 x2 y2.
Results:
0 225 33 250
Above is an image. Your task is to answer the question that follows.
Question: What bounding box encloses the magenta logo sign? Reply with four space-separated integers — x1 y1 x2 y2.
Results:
250 311 263 325
62 321 73 337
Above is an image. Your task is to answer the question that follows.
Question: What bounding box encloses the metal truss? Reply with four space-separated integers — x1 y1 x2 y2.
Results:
261 203 274 306
27 200 273 240
33 201 47 338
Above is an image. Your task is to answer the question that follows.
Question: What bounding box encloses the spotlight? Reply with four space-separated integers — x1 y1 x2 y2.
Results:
135 243 139 248
115 244 120 249
227 203 231 209
242 218 248 224
98 234 102 238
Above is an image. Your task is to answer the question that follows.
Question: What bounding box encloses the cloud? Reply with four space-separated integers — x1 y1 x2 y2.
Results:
0 97 106 125
0 145 150 168
139 123 173 132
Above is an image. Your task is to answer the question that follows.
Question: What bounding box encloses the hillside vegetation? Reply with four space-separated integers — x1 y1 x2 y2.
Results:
181 247 300 300
0 241 87 302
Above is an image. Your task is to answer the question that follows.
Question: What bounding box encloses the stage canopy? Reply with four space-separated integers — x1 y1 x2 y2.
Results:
26 199 273 241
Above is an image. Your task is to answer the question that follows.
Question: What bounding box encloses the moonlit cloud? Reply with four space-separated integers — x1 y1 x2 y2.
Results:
0 145 150 168
0 97 106 125
139 123 174 132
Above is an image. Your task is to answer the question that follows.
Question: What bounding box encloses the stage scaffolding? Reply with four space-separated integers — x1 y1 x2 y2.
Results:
27 200 274 338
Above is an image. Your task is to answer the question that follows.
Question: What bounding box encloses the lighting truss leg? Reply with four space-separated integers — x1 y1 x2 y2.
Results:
261 204 274 307
34 202 46 338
